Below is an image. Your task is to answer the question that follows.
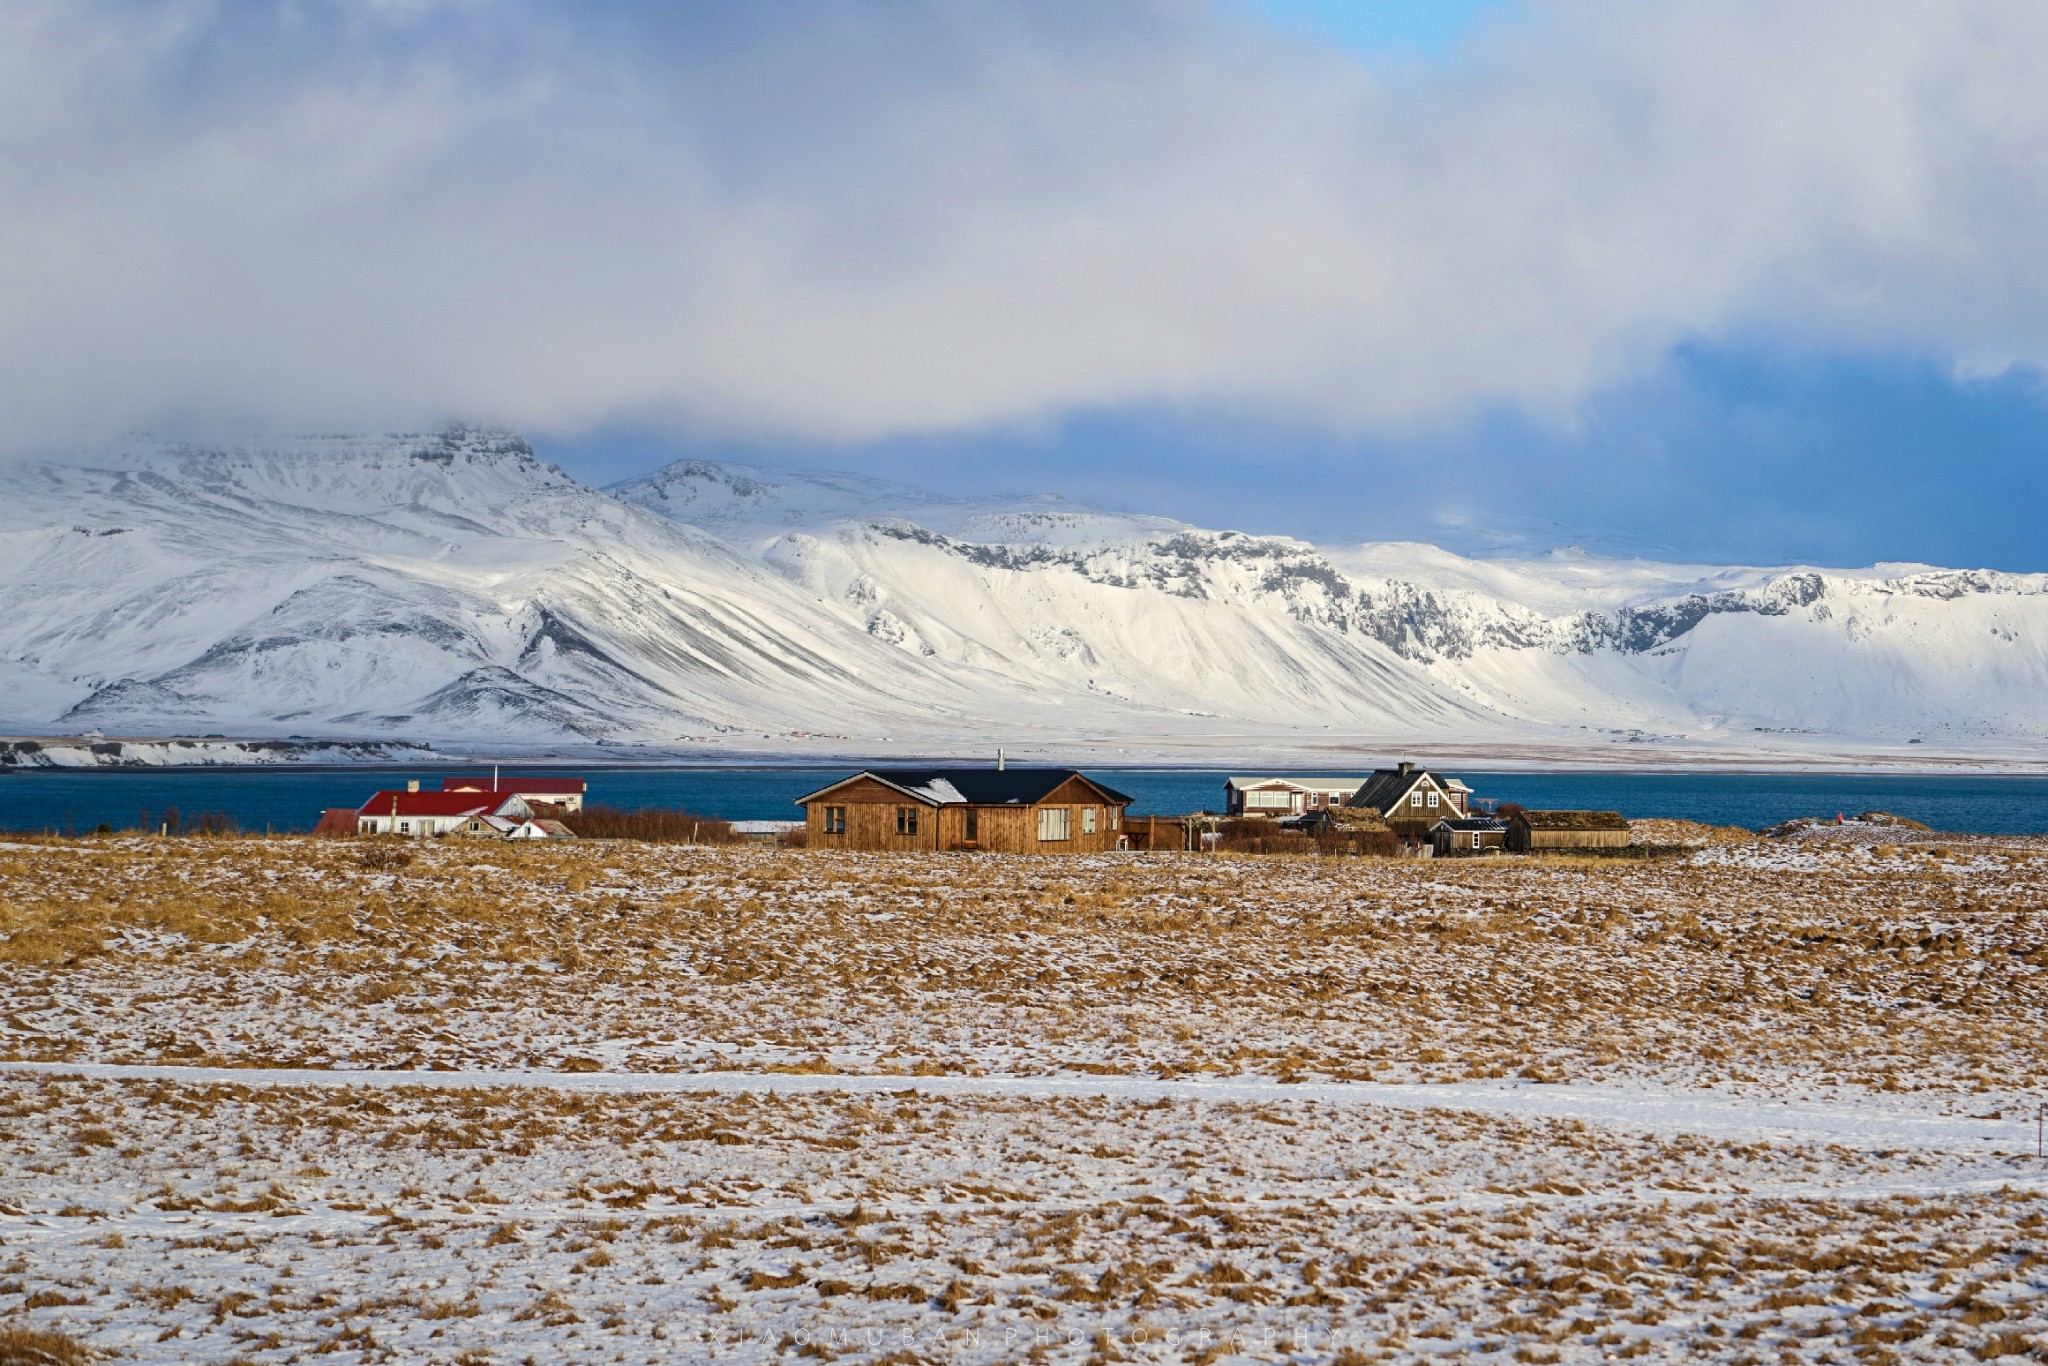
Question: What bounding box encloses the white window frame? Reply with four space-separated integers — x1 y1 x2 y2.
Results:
1110 809 1120 831
1409 790 1425 808
1472 831 1483 850
1038 807 1071 842
1428 789 1440 808
1247 790 1293 810
1082 807 1097 834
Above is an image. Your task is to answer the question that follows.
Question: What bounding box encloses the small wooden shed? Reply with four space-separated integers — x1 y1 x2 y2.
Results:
1506 809 1631 852
1431 816 1508 856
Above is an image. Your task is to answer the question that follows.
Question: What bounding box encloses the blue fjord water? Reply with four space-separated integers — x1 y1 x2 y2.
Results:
1 767 2045 835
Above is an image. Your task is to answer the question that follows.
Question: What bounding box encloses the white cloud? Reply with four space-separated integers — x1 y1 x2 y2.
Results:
1 0 2045 450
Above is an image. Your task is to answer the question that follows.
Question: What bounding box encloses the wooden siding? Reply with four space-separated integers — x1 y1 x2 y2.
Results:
1506 818 1631 852
1433 827 1507 856
799 773 1128 854
1382 777 1460 823
802 776 940 852
1522 828 1630 850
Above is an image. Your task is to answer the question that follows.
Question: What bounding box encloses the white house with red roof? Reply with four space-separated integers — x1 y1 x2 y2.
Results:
356 783 532 837
440 774 587 812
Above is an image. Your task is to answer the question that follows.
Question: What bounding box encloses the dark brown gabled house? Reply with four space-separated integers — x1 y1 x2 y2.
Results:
1346 762 1469 836
795 768 1133 853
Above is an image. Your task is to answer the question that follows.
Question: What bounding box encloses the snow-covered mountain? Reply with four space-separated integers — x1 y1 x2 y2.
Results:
3 430 2044 764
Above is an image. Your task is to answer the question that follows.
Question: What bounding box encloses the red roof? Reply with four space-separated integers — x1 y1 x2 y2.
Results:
310 807 360 836
441 776 587 795
357 790 501 818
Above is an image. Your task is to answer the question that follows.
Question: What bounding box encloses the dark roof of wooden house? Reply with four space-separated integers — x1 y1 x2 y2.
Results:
1349 764 1455 815
795 768 1134 808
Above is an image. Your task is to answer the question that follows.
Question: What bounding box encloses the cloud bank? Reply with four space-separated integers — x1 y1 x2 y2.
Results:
2 0 2046 450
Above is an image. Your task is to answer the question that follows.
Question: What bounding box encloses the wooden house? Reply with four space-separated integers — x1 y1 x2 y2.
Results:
1347 763 1469 836
1224 776 1370 817
795 768 1133 853
1431 816 1508 856
1506 809 1631 852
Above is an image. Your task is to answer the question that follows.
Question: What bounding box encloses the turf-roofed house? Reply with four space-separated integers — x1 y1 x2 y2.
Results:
796 768 1134 853
1506 809 1631 852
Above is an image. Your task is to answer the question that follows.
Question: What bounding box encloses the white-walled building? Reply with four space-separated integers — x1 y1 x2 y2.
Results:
1224 776 1370 816
356 785 532 837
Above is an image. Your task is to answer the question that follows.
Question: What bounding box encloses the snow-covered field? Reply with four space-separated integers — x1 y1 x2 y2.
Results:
3 821 2046 1361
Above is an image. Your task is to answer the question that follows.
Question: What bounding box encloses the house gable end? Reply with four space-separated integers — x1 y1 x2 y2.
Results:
793 772 939 808
1045 773 1132 808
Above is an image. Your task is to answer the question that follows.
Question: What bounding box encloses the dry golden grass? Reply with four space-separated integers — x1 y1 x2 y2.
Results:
0 1326 91 1366
0 829 2043 1096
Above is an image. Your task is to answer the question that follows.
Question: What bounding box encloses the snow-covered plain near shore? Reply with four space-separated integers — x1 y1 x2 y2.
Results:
0 737 436 769
2 819 2045 1361
3 427 2046 767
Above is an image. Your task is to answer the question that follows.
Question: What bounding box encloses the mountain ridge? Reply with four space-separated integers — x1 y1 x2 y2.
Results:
2 429 2043 765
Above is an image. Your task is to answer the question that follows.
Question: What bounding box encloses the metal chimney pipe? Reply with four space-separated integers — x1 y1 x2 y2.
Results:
998 748 1005 771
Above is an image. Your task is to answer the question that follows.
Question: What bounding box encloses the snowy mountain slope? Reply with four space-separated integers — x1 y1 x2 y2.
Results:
615 457 2048 752
0 431 1087 746
609 459 1178 549
1 433 2043 759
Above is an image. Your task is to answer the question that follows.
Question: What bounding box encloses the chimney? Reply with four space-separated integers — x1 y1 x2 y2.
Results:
407 779 420 793
1397 761 1413 777
997 748 1005 772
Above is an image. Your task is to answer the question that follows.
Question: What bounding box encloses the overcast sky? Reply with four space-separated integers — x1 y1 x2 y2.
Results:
4 0 2046 568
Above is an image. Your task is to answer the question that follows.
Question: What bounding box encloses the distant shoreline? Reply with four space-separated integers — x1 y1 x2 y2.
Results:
5 757 2048 778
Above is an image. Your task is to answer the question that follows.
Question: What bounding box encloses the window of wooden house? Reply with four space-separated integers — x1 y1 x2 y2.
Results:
1082 807 1097 834
1472 831 1483 850
896 807 918 835
1038 807 1070 841
823 806 846 834
398 821 410 834
1427 789 1440 808
1409 791 1424 808
964 809 978 841
1110 809 1120 831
